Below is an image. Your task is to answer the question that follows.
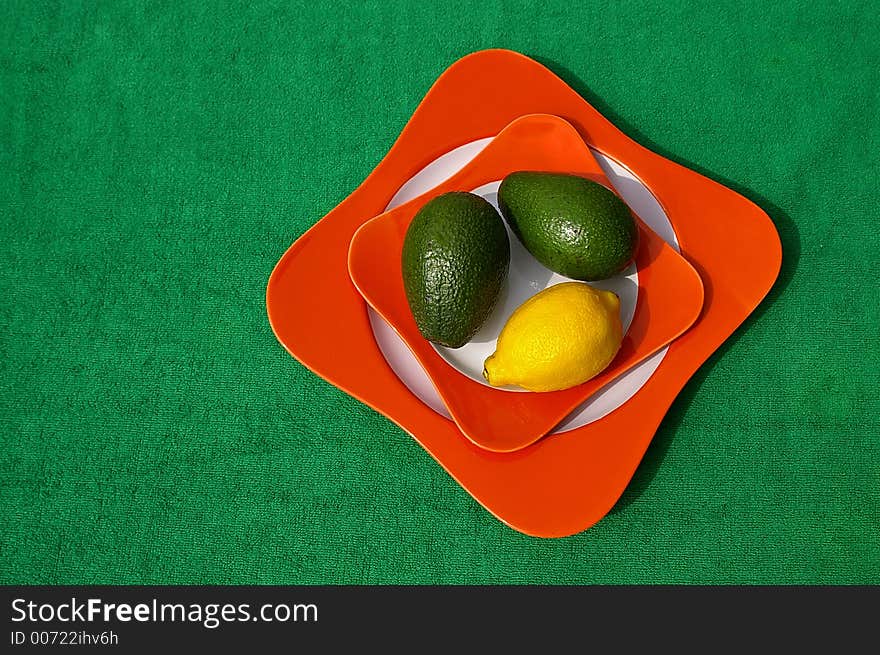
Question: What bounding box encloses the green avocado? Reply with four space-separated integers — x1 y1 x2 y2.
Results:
401 192 509 348
498 172 638 281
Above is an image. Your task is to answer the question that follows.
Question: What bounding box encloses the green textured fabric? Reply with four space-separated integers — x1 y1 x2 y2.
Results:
2 0 878 584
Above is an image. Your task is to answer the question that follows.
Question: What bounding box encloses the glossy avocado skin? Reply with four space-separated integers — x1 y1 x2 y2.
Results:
401 192 510 348
498 172 638 281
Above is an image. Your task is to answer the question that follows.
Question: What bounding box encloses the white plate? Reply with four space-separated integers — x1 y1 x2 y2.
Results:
369 138 679 432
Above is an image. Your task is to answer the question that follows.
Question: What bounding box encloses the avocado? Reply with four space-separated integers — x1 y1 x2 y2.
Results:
401 192 509 348
498 172 638 281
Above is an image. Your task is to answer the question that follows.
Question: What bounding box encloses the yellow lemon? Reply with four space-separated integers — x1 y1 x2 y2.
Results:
483 282 623 392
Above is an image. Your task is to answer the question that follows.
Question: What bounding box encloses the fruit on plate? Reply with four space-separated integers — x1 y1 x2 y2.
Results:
483 282 622 392
498 171 638 281
402 192 510 348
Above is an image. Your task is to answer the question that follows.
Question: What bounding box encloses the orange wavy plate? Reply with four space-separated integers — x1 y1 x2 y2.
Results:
266 49 781 537
348 114 704 453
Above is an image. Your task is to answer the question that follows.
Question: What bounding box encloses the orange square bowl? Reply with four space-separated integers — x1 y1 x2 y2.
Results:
348 114 704 453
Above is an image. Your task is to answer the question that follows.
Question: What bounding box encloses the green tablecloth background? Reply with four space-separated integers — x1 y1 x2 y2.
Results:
2 1 878 584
